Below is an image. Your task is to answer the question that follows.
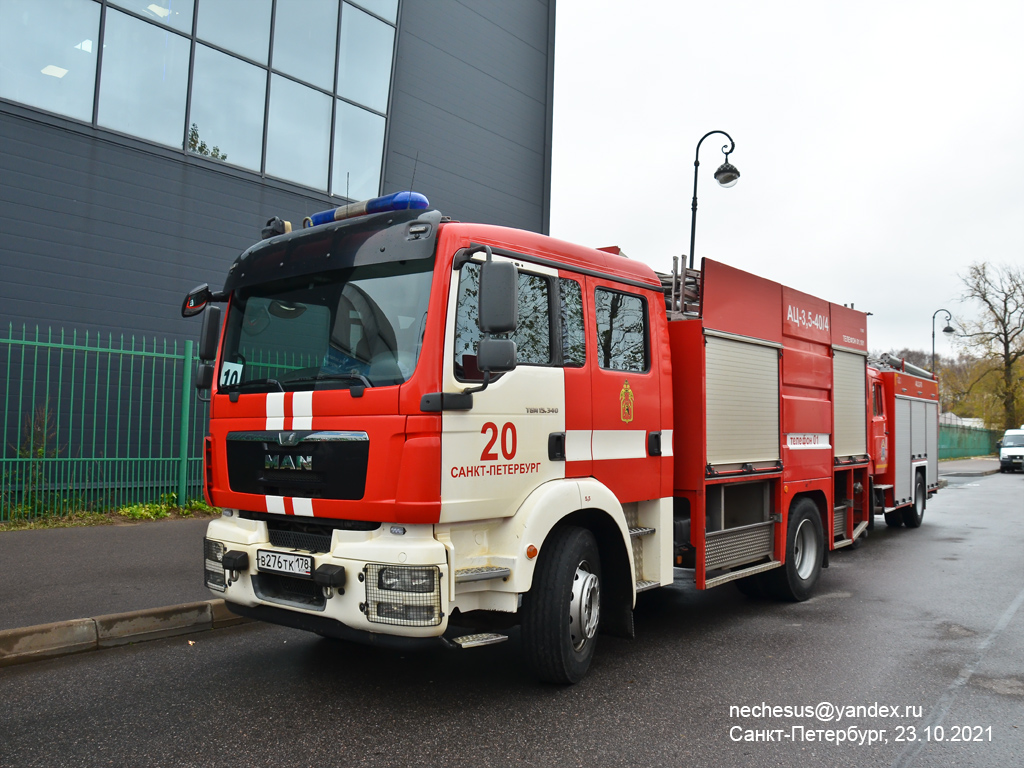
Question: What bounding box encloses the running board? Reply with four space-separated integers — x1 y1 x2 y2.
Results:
704 560 782 589
853 520 869 539
635 579 660 593
450 633 508 649
629 526 656 538
454 566 511 583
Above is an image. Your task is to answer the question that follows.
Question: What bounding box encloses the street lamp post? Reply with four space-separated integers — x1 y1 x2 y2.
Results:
932 309 955 373
688 130 740 270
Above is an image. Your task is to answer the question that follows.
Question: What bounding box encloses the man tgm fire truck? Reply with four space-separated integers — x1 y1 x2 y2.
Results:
867 353 940 528
183 191 937 684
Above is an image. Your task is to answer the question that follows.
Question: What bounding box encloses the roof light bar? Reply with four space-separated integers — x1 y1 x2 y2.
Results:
304 191 429 228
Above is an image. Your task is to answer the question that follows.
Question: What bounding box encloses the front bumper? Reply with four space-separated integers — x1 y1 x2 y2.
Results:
205 515 449 640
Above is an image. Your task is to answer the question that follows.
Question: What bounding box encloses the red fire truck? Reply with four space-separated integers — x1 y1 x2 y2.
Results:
184 192 937 684
867 353 940 528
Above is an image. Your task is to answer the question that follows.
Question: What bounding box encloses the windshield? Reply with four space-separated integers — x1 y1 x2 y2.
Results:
219 259 433 393
1002 434 1024 447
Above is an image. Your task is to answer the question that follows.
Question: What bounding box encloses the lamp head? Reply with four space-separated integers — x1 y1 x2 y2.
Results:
714 162 740 188
942 324 955 337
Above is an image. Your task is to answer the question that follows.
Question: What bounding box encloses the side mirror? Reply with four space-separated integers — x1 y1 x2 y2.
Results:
996 440 1003 449
478 259 518 334
198 305 222 362
182 284 213 318
195 363 215 391
477 338 516 373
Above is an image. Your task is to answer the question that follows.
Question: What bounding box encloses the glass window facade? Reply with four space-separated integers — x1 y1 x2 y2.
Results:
0 0 100 123
98 8 190 147
0 0 398 198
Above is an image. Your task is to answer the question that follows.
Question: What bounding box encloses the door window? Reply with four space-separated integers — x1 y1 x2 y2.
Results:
594 288 648 372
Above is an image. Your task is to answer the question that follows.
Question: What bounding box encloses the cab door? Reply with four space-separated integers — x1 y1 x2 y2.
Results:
438 252 565 523
585 278 662 503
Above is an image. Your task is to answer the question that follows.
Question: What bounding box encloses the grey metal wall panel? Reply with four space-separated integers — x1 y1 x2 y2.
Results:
385 0 554 233
894 398 911 502
705 335 780 465
833 351 866 457
0 110 337 340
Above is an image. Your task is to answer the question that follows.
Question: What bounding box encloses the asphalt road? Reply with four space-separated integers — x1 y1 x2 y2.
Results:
0 517 213 631
1 472 1021 767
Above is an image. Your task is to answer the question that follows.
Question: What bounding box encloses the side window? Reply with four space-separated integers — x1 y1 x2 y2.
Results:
873 383 884 417
560 278 585 367
454 262 551 380
594 288 648 372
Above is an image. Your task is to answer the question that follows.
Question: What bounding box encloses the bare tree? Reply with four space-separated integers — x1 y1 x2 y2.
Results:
957 262 1024 430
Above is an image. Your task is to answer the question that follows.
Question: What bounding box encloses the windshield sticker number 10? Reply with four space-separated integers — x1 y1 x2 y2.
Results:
481 422 517 461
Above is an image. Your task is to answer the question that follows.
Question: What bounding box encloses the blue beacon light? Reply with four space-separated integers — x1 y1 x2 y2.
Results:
304 191 429 228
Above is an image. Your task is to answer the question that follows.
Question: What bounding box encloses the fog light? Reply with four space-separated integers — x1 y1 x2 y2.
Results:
376 603 436 622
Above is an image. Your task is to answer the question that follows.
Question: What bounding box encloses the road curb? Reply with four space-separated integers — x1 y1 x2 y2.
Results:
0 599 251 668
940 469 1000 477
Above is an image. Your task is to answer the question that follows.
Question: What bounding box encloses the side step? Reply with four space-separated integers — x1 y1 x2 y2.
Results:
635 579 660 593
454 566 511 583
704 560 782 590
629 526 656 538
450 633 508 649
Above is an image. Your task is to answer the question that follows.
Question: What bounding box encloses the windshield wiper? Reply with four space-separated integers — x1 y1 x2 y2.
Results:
283 373 373 389
229 377 285 392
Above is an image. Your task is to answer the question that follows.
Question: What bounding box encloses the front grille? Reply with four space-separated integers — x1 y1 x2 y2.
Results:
239 510 380 556
268 529 332 554
227 430 369 499
252 573 326 610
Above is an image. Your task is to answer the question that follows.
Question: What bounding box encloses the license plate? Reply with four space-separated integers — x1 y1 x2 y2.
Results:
257 550 313 578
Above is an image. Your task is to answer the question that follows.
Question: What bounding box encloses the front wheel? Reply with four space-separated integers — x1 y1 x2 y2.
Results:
902 473 926 528
766 499 824 602
521 526 602 684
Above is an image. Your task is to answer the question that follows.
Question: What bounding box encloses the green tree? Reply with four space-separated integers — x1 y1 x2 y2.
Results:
187 123 228 161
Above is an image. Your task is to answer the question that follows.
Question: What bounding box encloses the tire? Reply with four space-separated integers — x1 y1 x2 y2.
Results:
521 526 602 684
765 499 824 602
902 473 926 528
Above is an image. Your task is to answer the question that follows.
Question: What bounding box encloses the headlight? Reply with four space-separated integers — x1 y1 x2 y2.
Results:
378 565 436 593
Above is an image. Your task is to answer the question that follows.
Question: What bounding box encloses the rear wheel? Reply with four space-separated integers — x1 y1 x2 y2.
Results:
521 526 602 684
765 499 824 602
884 511 904 528
902 473 926 528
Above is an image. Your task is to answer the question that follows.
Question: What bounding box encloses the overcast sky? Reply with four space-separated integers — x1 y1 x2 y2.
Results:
549 0 1024 359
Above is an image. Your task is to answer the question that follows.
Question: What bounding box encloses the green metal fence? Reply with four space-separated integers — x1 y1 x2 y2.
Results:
939 424 1000 460
1 325 208 521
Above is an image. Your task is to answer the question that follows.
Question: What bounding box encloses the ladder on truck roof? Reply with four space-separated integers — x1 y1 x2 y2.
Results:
659 261 702 318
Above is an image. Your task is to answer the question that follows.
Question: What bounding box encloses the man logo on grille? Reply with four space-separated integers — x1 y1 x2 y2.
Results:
265 454 313 471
